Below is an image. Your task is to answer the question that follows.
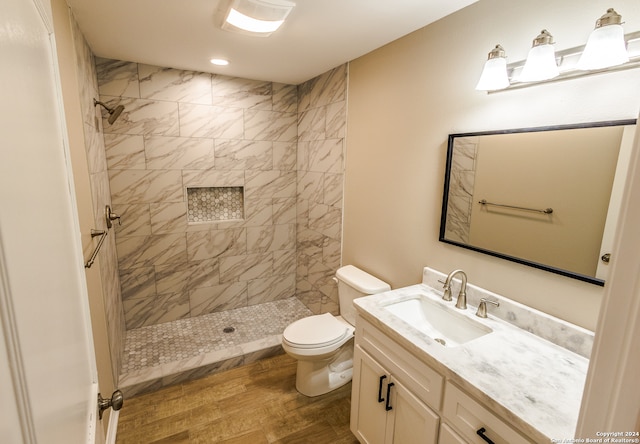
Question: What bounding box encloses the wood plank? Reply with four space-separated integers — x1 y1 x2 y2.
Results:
116 354 358 443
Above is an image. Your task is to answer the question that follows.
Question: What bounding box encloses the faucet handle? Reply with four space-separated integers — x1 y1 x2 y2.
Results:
476 298 500 318
437 279 453 301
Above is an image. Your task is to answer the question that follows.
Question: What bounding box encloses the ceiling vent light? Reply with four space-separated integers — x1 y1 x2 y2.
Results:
222 0 295 37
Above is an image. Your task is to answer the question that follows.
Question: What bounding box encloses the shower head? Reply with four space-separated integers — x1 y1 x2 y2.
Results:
107 104 124 124
93 99 125 125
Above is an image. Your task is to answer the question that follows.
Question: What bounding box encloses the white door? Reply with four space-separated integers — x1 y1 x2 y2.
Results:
595 125 636 280
0 0 99 442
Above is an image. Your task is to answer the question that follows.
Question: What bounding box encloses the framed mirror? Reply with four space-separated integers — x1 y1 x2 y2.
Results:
439 119 636 286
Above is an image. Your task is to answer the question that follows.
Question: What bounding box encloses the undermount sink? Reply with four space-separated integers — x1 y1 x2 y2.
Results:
383 294 493 347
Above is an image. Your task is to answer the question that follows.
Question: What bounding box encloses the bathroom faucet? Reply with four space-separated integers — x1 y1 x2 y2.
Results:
442 269 467 310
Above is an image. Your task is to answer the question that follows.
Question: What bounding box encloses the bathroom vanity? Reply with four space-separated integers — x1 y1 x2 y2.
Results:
350 268 593 444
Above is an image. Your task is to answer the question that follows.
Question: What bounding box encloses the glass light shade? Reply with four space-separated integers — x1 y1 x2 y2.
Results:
519 44 559 82
225 8 284 33
577 24 629 70
476 57 509 91
222 0 295 36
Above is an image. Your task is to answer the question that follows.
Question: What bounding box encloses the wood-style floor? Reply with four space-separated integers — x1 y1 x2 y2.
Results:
115 353 359 444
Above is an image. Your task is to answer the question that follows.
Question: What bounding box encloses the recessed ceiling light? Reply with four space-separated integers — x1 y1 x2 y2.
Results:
222 0 295 37
210 58 230 66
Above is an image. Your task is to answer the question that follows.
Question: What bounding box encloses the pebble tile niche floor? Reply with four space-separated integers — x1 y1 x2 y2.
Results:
120 297 312 395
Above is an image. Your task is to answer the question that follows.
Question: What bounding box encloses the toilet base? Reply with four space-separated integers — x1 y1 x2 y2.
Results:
294 341 354 397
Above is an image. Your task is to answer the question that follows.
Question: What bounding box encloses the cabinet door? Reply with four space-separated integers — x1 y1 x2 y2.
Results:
387 377 440 444
439 424 467 444
351 346 389 444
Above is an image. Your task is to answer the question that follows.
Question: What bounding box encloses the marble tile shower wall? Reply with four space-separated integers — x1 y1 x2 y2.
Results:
70 15 126 379
96 58 300 329
296 65 348 315
445 136 478 244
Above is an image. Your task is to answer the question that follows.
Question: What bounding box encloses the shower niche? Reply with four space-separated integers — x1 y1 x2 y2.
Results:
186 186 245 223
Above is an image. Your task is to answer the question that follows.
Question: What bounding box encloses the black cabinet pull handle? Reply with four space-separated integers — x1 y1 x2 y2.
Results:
377 375 387 403
385 382 395 411
477 427 496 444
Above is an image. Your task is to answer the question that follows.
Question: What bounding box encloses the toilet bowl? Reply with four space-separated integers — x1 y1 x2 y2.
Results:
282 265 390 397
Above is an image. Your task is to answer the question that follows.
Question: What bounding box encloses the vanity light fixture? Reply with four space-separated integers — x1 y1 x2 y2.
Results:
477 8 640 92
577 8 629 70
518 30 559 82
475 45 510 91
222 0 295 37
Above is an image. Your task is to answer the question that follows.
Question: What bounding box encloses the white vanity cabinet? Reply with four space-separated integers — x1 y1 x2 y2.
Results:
351 316 443 443
351 345 440 444
438 424 467 444
351 316 535 444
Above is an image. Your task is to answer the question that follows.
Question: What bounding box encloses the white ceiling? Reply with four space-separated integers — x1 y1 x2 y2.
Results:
65 0 477 85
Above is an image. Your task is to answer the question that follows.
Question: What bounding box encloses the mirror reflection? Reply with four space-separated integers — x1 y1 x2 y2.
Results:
440 120 636 285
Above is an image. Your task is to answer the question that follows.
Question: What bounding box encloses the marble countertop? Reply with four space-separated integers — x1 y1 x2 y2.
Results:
354 282 590 443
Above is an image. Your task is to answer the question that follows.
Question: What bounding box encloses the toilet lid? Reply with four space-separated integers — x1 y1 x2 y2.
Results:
283 313 350 349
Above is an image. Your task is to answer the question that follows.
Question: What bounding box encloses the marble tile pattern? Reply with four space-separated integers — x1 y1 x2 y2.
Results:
296 65 348 316
119 297 312 397
444 136 478 244
97 57 303 329
354 278 593 443
70 14 126 382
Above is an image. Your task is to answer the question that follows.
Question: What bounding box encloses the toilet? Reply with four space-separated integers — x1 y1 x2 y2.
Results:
282 265 391 397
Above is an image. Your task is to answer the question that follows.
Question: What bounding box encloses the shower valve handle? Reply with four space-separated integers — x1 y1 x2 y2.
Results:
105 205 121 228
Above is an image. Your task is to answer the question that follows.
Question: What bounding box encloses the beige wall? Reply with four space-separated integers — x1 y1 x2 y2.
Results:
468 127 621 276
50 0 115 432
344 0 640 330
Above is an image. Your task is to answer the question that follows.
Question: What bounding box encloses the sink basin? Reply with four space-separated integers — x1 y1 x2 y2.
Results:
383 294 492 347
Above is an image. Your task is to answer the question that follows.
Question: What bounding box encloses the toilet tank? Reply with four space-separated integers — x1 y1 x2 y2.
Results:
336 265 391 325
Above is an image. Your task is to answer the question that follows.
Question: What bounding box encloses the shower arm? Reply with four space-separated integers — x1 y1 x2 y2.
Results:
93 98 112 111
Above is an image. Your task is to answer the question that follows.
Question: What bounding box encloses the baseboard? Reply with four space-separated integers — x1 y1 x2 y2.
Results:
105 409 119 444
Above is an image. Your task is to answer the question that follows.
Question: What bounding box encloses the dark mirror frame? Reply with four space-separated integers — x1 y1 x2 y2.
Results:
439 119 637 286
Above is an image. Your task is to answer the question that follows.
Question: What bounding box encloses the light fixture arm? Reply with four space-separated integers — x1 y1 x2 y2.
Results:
595 8 622 28
487 44 506 60
531 29 554 47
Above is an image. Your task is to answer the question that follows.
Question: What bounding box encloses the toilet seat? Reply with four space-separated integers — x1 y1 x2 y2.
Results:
283 313 352 349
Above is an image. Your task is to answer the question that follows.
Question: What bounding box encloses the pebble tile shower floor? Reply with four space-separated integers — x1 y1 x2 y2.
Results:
120 297 312 396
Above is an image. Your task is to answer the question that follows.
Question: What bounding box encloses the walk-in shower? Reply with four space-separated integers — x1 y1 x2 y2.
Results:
81 54 348 399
